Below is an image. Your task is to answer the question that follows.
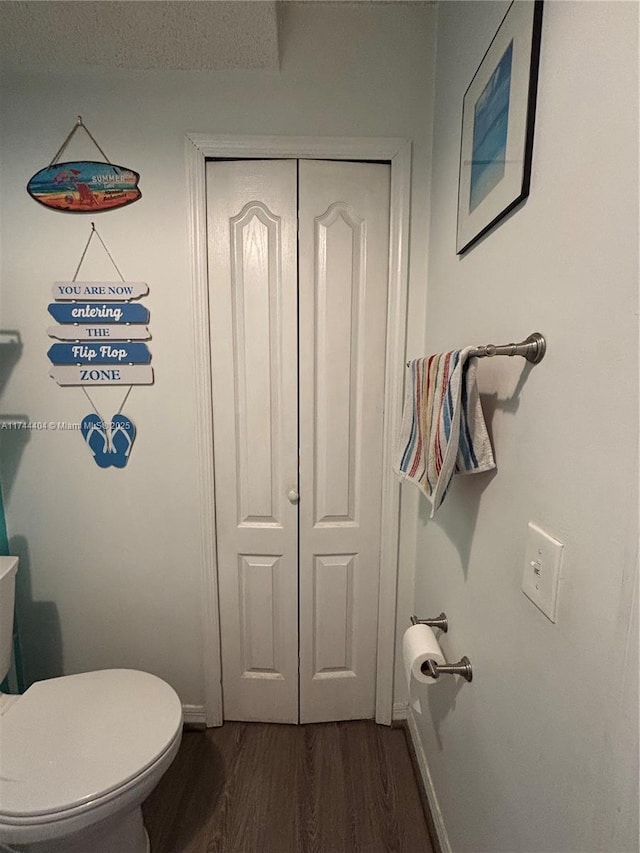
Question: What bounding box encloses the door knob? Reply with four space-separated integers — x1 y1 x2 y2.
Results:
287 487 299 504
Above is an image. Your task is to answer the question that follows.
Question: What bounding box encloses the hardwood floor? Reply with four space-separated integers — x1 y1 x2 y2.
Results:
143 720 434 853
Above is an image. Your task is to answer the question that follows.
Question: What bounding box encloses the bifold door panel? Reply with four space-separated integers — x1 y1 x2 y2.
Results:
298 160 389 722
208 160 299 723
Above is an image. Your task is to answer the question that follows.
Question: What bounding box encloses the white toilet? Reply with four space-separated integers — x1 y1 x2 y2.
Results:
0 556 183 852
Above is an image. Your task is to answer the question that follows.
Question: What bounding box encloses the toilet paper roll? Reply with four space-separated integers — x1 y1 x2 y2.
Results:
402 624 447 714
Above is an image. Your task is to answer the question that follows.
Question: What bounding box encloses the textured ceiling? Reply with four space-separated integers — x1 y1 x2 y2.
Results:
0 1 281 72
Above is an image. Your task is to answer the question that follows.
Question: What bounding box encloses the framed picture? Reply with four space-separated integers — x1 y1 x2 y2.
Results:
456 0 543 254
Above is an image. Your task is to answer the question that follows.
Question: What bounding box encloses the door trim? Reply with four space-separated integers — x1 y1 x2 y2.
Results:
185 134 412 726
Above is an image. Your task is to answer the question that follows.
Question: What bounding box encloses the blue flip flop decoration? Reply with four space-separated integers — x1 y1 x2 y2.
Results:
81 413 136 468
81 414 112 468
110 414 136 468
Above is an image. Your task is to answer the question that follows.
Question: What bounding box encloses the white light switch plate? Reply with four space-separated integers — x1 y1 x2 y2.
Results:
522 522 564 622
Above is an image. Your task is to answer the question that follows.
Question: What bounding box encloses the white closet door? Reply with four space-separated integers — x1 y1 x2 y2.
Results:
298 160 390 723
207 160 299 723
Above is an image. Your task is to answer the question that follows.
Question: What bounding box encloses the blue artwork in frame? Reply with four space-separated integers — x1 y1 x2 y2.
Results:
469 41 513 213
457 1 543 254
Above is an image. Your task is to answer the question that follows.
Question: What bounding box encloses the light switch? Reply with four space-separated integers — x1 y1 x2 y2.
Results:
522 522 564 622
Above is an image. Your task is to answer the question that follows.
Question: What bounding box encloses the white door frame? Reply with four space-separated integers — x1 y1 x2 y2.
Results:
185 134 411 726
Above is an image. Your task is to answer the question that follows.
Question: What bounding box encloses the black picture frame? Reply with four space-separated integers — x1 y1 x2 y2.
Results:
456 0 543 255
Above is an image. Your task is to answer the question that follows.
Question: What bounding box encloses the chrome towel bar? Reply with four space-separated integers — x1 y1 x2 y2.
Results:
407 331 546 367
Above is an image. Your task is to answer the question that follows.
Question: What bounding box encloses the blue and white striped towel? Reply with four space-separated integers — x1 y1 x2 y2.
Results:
393 347 495 516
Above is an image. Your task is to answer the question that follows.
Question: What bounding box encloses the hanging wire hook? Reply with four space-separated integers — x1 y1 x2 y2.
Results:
49 116 111 166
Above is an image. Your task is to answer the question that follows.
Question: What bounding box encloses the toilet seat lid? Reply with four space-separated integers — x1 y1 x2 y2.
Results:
0 669 182 819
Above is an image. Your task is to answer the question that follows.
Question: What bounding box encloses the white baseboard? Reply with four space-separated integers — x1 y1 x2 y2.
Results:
392 701 409 721
181 704 208 726
406 709 452 853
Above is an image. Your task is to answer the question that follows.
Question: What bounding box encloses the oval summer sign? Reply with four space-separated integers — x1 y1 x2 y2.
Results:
27 161 141 212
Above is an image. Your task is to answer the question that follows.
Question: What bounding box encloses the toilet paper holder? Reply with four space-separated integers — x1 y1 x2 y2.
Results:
410 612 448 632
421 656 473 682
409 613 473 681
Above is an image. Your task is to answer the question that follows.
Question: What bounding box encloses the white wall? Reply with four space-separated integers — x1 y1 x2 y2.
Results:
409 2 639 852
0 4 437 709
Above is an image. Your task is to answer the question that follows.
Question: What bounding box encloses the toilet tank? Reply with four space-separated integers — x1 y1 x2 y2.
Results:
0 556 18 684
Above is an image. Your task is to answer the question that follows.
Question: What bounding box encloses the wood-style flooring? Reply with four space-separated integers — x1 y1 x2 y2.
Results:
142 720 434 853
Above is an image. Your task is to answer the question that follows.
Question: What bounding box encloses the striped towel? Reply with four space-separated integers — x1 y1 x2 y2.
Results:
393 347 495 516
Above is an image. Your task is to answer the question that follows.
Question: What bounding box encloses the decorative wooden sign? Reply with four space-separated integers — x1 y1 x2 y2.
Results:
48 302 149 324
52 282 148 300
48 223 151 467
27 117 141 214
47 325 151 341
28 162 141 213
49 365 154 386
48 342 151 365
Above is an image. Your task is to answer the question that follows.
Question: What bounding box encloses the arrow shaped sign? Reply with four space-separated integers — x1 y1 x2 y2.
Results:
49 365 154 386
48 343 151 365
47 325 151 341
52 281 149 301
48 303 149 324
